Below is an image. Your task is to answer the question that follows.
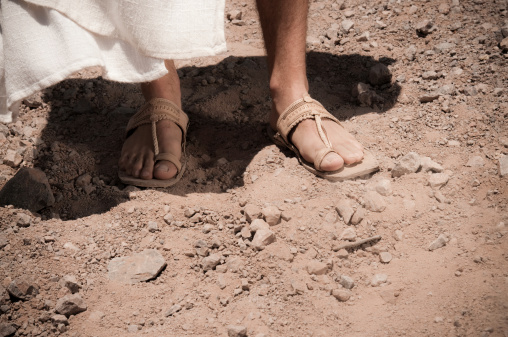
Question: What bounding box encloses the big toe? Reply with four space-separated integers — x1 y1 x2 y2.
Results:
154 161 178 180
319 152 345 171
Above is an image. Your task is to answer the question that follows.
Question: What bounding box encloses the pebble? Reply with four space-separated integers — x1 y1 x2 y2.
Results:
251 229 276 250
422 71 439 80
465 156 485 168
392 152 421 177
147 221 158 232
165 304 182 316
16 213 31 227
419 91 441 103
55 293 87 317
438 3 450 14
60 275 81 294
428 173 450 189
3 149 22 167
379 252 393 263
416 19 435 36
350 207 365 225
88 311 105 322
227 325 247 337
394 230 404 241
249 219 270 233
7 278 39 301
262 205 281 226
240 226 251 239
75 173 92 187
0 286 8 305
363 191 386 212
107 249 167 284
227 10 242 21
341 19 355 32
335 199 354 224
368 63 392 86
429 234 448 251
434 42 456 53
375 179 392 196
499 155 508 177
225 256 245 273
243 204 261 222
51 314 69 325
306 260 328 275
202 254 221 271
371 274 388 287
420 157 444 173
501 37 508 52
0 167 55 212
127 324 139 333
339 228 357 241
337 249 349 259
0 323 17 337
331 288 352 302
339 275 355 289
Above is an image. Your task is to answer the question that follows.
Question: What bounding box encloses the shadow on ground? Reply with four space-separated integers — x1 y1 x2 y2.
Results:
30 51 400 219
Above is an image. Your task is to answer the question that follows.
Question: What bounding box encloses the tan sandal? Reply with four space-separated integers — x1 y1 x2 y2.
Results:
118 98 189 188
268 95 379 181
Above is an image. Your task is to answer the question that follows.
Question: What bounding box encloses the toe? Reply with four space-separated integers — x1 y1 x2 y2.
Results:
131 157 144 178
319 152 345 171
154 161 178 180
140 156 154 180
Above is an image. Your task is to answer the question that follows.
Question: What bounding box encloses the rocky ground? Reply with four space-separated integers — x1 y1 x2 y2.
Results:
1 0 508 336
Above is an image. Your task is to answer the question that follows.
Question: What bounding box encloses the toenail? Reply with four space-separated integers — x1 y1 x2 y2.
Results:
155 163 170 172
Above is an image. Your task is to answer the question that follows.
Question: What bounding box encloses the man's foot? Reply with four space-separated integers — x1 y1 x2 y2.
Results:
269 92 364 172
118 60 184 181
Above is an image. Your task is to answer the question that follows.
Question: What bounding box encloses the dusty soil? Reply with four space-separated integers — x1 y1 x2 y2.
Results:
1 0 508 336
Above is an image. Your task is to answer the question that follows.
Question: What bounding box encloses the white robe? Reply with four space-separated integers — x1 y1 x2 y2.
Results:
0 0 227 122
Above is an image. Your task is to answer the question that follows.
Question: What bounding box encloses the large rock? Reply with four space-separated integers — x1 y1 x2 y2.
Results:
7 279 39 301
107 249 167 284
392 152 421 177
0 168 54 212
369 63 392 86
55 294 87 317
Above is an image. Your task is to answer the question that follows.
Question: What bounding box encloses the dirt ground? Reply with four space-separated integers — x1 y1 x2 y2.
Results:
1 0 508 336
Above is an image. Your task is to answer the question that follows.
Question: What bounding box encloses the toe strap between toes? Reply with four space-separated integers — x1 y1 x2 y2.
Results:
155 153 182 173
314 147 338 171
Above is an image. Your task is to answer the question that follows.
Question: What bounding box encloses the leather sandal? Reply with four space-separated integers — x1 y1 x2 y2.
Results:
118 98 188 187
268 95 379 181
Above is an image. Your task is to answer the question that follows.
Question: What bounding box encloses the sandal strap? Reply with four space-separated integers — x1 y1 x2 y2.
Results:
126 98 188 159
314 147 338 171
275 94 342 149
155 152 182 172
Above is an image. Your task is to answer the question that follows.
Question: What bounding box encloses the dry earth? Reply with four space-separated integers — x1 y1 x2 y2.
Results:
1 0 508 336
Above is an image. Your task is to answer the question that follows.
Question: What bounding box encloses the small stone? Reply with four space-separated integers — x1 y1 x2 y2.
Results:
499 37 508 52
369 63 392 86
147 221 158 232
429 234 448 251
251 229 276 250
3 150 22 168
416 19 435 36
499 155 508 177
331 288 352 302
55 294 87 317
165 304 182 317
75 173 92 187
59 275 81 294
225 256 245 273
127 325 139 333
363 191 386 212
51 314 69 325
163 213 174 225
240 226 251 239
335 199 354 224
422 71 439 80
419 92 441 103
0 167 55 212
227 10 242 21
291 280 306 295
339 275 355 289
438 3 450 14
392 152 421 177
0 286 9 305
202 254 221 271
428 173 449 189
88 311 105 322
420 157 444 172
339 227 356 241
243 204 261 222
16 213 31 227
350 207 365 225
434 42 456 53
0 323 17 337
375 179 392 196
379 252 392 263
394 230 404 241
371 274 388 287
184 208 197 218
465 156 485 168
107 249 167 284
341 19 355 32
7 279 39 301
337 249 349 259
306 260 328 275
262 205 281 226
249 219 270 232
227 325 247 337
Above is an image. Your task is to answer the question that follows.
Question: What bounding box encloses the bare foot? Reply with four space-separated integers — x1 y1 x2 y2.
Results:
118 60 184 181
269 93 364 171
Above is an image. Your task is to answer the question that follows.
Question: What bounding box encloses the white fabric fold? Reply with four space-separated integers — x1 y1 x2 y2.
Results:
0 0 227 123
